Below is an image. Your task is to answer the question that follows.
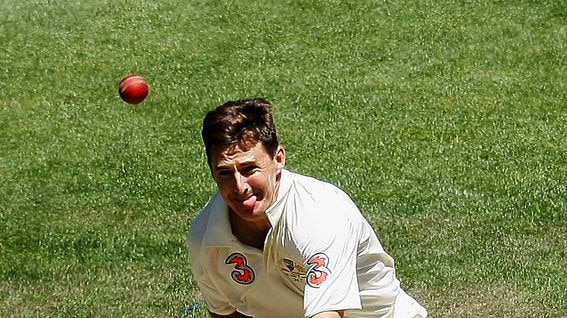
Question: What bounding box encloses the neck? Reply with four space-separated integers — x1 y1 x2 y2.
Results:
229 211 271 250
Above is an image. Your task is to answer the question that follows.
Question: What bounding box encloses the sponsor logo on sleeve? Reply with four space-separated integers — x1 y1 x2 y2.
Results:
306 253 331 288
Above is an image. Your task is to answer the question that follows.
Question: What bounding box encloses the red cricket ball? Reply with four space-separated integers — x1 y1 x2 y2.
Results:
119 74 149 104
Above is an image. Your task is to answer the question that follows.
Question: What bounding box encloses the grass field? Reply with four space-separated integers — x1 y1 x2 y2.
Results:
1 0 566 317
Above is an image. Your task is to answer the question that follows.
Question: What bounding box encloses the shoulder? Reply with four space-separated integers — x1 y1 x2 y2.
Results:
287 170 347 197
287 170 358 214
282 171 363 239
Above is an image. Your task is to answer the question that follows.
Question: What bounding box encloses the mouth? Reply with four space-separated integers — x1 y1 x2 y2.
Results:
241 195 258 209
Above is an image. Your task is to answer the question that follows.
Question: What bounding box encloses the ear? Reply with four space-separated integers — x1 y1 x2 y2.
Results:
274 145 286 171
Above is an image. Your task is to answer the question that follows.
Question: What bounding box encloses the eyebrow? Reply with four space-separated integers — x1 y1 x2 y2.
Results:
213 160 257 172
212 163 230 172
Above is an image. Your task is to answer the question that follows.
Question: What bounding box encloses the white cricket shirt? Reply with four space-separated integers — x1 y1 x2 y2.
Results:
188 169 404 318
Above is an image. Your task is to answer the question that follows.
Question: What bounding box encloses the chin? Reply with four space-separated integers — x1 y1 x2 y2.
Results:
247 205 269 219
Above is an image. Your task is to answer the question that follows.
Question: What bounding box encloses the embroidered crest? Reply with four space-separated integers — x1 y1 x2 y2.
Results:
283 258 295 271
279 258 307 282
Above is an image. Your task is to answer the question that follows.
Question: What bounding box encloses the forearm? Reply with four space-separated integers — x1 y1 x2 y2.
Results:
208 310 252 318
209 309 343 318
312 310 344 318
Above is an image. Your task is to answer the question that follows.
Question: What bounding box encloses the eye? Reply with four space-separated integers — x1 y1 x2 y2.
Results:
241 166 257 176
215 169 232 177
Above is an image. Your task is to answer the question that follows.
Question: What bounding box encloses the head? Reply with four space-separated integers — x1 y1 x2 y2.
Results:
202 98 286 220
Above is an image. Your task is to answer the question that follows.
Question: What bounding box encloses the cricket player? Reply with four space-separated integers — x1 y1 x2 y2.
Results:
188 98 427 318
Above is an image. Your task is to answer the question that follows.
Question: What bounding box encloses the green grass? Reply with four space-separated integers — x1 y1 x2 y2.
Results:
1 0 566 317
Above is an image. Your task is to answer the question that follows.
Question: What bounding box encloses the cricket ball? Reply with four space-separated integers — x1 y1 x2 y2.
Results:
119 74 149 104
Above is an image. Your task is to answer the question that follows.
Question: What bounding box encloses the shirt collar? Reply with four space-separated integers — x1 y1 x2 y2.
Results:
265 169 292 228
202 192 235 247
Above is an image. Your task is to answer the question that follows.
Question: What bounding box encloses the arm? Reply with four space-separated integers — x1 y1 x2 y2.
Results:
209 310 252 318
312 310 344 318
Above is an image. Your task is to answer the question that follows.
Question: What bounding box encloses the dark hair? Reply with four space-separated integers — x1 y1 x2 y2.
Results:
202 98 279 162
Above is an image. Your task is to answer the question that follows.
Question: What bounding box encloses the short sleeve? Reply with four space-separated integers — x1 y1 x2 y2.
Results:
192 263 235 315
299 199 364 317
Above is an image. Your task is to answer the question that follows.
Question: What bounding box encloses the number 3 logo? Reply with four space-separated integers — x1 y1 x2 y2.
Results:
306 253 331 288
225 252 255 285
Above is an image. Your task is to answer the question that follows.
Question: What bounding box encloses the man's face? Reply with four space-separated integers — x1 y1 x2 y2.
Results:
210 142 286 222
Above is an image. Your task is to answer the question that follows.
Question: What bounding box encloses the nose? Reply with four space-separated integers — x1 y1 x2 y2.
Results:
233 172 249 195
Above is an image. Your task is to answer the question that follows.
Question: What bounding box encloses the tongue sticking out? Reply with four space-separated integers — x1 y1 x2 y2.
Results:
242 195 257 209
